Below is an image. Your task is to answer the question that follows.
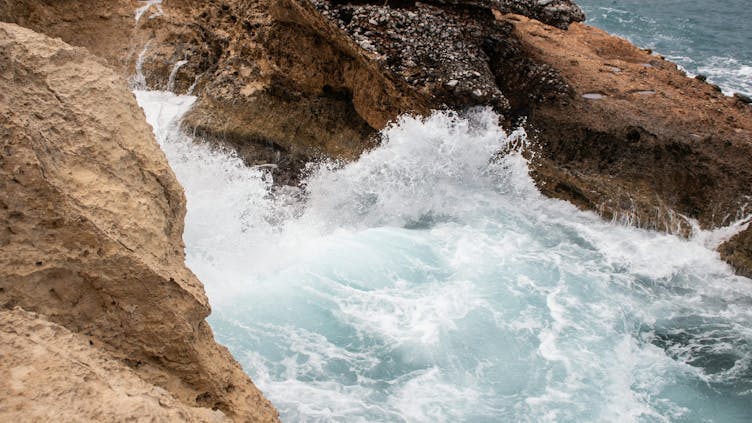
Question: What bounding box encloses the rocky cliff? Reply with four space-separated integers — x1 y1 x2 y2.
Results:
117 0 749 274
0 23 278 422
1 0 584 183
497 14 752 275
1 0 751 417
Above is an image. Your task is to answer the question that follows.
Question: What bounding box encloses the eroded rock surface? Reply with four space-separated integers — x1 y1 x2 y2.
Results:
720 228 752 279
302 3 752 273
1 3 749 270
0 0 583 184
0 308 227 422
0 23 278 422
0 0 145 74
496 14 752 237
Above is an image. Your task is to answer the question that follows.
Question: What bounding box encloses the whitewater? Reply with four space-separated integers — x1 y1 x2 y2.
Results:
577 0 752 97
135 90 752 422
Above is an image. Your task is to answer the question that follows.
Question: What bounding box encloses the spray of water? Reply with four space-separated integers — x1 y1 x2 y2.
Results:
135 0 163 23
167 59 189 93
129 40 151 90
135 90 752 422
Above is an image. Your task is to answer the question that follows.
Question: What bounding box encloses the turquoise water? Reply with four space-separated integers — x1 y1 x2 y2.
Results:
137 91 752 422
577 0 752 97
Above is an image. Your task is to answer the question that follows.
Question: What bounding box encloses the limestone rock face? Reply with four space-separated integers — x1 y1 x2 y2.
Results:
0 23 278 422
0 0 582 184
0 0 143 75
174 0 425 184
493 0 585 28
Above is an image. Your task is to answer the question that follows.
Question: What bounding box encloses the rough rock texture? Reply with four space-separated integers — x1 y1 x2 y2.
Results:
301 3 752 274
0 0 583 184
720 229 752 279
1 3 749 269
495 14 752 250
0 308 227 422
174 0 425 184
312 1 510 112
145 0 579 182
0 23 278 422
0 0 145 74
492 0 584 29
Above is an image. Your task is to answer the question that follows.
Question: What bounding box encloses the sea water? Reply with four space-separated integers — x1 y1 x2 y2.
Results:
577 0 752 97
136 91 752 422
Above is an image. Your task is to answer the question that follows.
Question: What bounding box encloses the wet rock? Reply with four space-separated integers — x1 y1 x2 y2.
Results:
734 92 752 104
4 0 751 276
492 0 585 29
0 0 578 184
709 83 723 92
719 227 752 278
409 0 585 29
310 0 511 113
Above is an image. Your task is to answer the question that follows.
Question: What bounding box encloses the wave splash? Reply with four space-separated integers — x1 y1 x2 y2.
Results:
578 0 752 97
135 90 752 422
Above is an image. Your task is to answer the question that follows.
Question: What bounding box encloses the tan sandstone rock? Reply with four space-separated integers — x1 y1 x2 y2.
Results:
497 14 752 233
0 308 227 422
0 22 278 422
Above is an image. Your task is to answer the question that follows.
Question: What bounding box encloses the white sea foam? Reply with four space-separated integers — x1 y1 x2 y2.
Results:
135 90 752 422
129 40 151 90
167 59 189 92
698 56 752 97
579 0 752 97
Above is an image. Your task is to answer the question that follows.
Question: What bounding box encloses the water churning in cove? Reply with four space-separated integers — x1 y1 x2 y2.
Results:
136 90 752 422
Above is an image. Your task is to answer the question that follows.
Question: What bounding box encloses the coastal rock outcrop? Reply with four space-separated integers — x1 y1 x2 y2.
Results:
720 229 752 279
0 0 143 72
495 14 752 250
277 2 752 254
2 2 750 266
1 0 583 184
1 2 751 418
307 3 752 275
5 0 749 274
0 23 278 422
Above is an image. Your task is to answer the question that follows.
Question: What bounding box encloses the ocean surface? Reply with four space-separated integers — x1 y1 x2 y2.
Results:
577 0 752 97
135 88 752 422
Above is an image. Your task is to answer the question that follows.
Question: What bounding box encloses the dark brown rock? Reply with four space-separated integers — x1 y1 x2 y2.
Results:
496 14 752 239
720 227 752 278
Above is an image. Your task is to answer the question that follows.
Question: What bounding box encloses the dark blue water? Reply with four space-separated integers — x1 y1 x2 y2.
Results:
577 0 752 96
